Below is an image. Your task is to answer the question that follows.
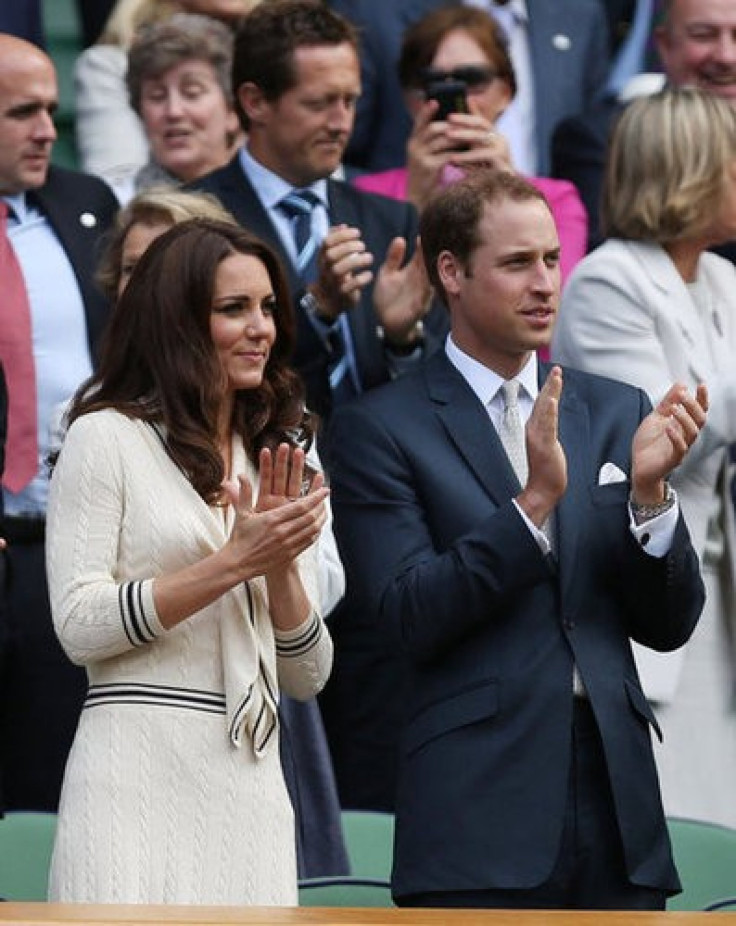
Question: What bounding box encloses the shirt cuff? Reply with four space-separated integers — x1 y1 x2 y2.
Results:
512 500 552 556
628 492 680 557
301 292 339 345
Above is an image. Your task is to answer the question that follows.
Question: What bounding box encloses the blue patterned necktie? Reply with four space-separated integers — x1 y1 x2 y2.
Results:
279 189 357 403
279 189 321 284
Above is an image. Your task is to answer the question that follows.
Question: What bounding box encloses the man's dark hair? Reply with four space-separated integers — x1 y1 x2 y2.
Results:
420 168 549 305
231 0 359 131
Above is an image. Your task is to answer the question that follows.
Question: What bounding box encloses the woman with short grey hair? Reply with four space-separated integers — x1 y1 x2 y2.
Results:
122 14 240 200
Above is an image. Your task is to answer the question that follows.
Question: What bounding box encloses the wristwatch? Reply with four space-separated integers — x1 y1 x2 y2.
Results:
630 482 676 525
299 290 336 327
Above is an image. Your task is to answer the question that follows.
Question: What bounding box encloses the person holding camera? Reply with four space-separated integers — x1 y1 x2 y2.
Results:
353 6 588 285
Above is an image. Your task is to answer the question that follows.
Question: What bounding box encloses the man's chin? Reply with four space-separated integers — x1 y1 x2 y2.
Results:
21 164 51 189
313 147 345 174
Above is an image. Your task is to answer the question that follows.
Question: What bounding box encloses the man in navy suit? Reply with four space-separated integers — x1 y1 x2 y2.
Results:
327 169 707 908
0 33 118 812
194 0 445 423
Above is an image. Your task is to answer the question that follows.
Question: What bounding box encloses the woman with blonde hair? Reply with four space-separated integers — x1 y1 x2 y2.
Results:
553 86 736 828
96 186 235 297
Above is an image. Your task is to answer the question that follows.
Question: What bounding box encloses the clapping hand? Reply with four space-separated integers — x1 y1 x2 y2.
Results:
311 225 374 320
631 383 708 504
373 235 432 345
223 443 328 580
518 365 567 528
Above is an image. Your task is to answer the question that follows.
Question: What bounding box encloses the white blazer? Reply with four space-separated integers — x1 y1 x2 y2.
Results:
553 238 736 701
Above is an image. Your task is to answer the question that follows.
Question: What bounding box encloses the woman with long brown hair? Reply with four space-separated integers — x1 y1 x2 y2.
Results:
47 219 332 903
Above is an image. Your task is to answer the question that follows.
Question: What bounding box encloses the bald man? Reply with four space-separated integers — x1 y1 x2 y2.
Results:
0 34 118 811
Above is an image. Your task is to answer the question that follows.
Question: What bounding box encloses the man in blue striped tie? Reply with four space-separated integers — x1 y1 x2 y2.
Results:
195 0 448 425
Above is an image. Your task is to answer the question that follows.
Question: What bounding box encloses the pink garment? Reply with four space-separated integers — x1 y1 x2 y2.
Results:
353 167 588 286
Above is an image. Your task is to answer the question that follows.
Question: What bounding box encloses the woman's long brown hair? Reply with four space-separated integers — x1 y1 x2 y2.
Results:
69 218 314 502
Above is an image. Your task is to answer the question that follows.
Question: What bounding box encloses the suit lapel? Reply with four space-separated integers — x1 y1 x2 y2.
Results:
628 241 712 382
526 0 560 171
428 354 588 599
426 353 520 507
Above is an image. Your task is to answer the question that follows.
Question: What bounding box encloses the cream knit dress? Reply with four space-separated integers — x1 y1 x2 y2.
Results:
45 410 332 905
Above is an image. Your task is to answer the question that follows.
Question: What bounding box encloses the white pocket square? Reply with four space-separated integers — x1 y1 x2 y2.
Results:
598 462 627 485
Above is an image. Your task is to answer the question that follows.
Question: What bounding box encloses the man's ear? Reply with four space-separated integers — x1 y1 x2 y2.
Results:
237 82 269 126
437 249 465 296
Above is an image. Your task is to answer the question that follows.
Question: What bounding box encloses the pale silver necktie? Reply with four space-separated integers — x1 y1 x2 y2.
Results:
498 380 528 487
498 383 579 688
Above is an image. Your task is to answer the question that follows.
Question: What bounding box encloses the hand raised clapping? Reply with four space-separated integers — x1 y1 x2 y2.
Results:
631 383 708 504
222 443 329 581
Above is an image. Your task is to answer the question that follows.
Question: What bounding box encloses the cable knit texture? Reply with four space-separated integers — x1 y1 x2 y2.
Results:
45 410 332 904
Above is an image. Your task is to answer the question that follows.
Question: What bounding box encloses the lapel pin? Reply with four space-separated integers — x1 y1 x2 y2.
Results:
79 212 97 228
552 34 571 51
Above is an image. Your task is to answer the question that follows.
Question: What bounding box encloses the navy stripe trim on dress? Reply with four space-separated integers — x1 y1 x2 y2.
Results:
228 686 253 744
275 611 322 657
118 581 157 646
85 682 226 714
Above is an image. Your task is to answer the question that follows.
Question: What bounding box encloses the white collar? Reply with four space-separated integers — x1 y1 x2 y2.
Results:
445 334 539 408
238 144 328 210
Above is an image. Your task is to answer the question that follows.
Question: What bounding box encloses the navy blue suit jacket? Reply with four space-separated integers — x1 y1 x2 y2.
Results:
330 0 610 175
328 351 704 898
194 156 447 419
